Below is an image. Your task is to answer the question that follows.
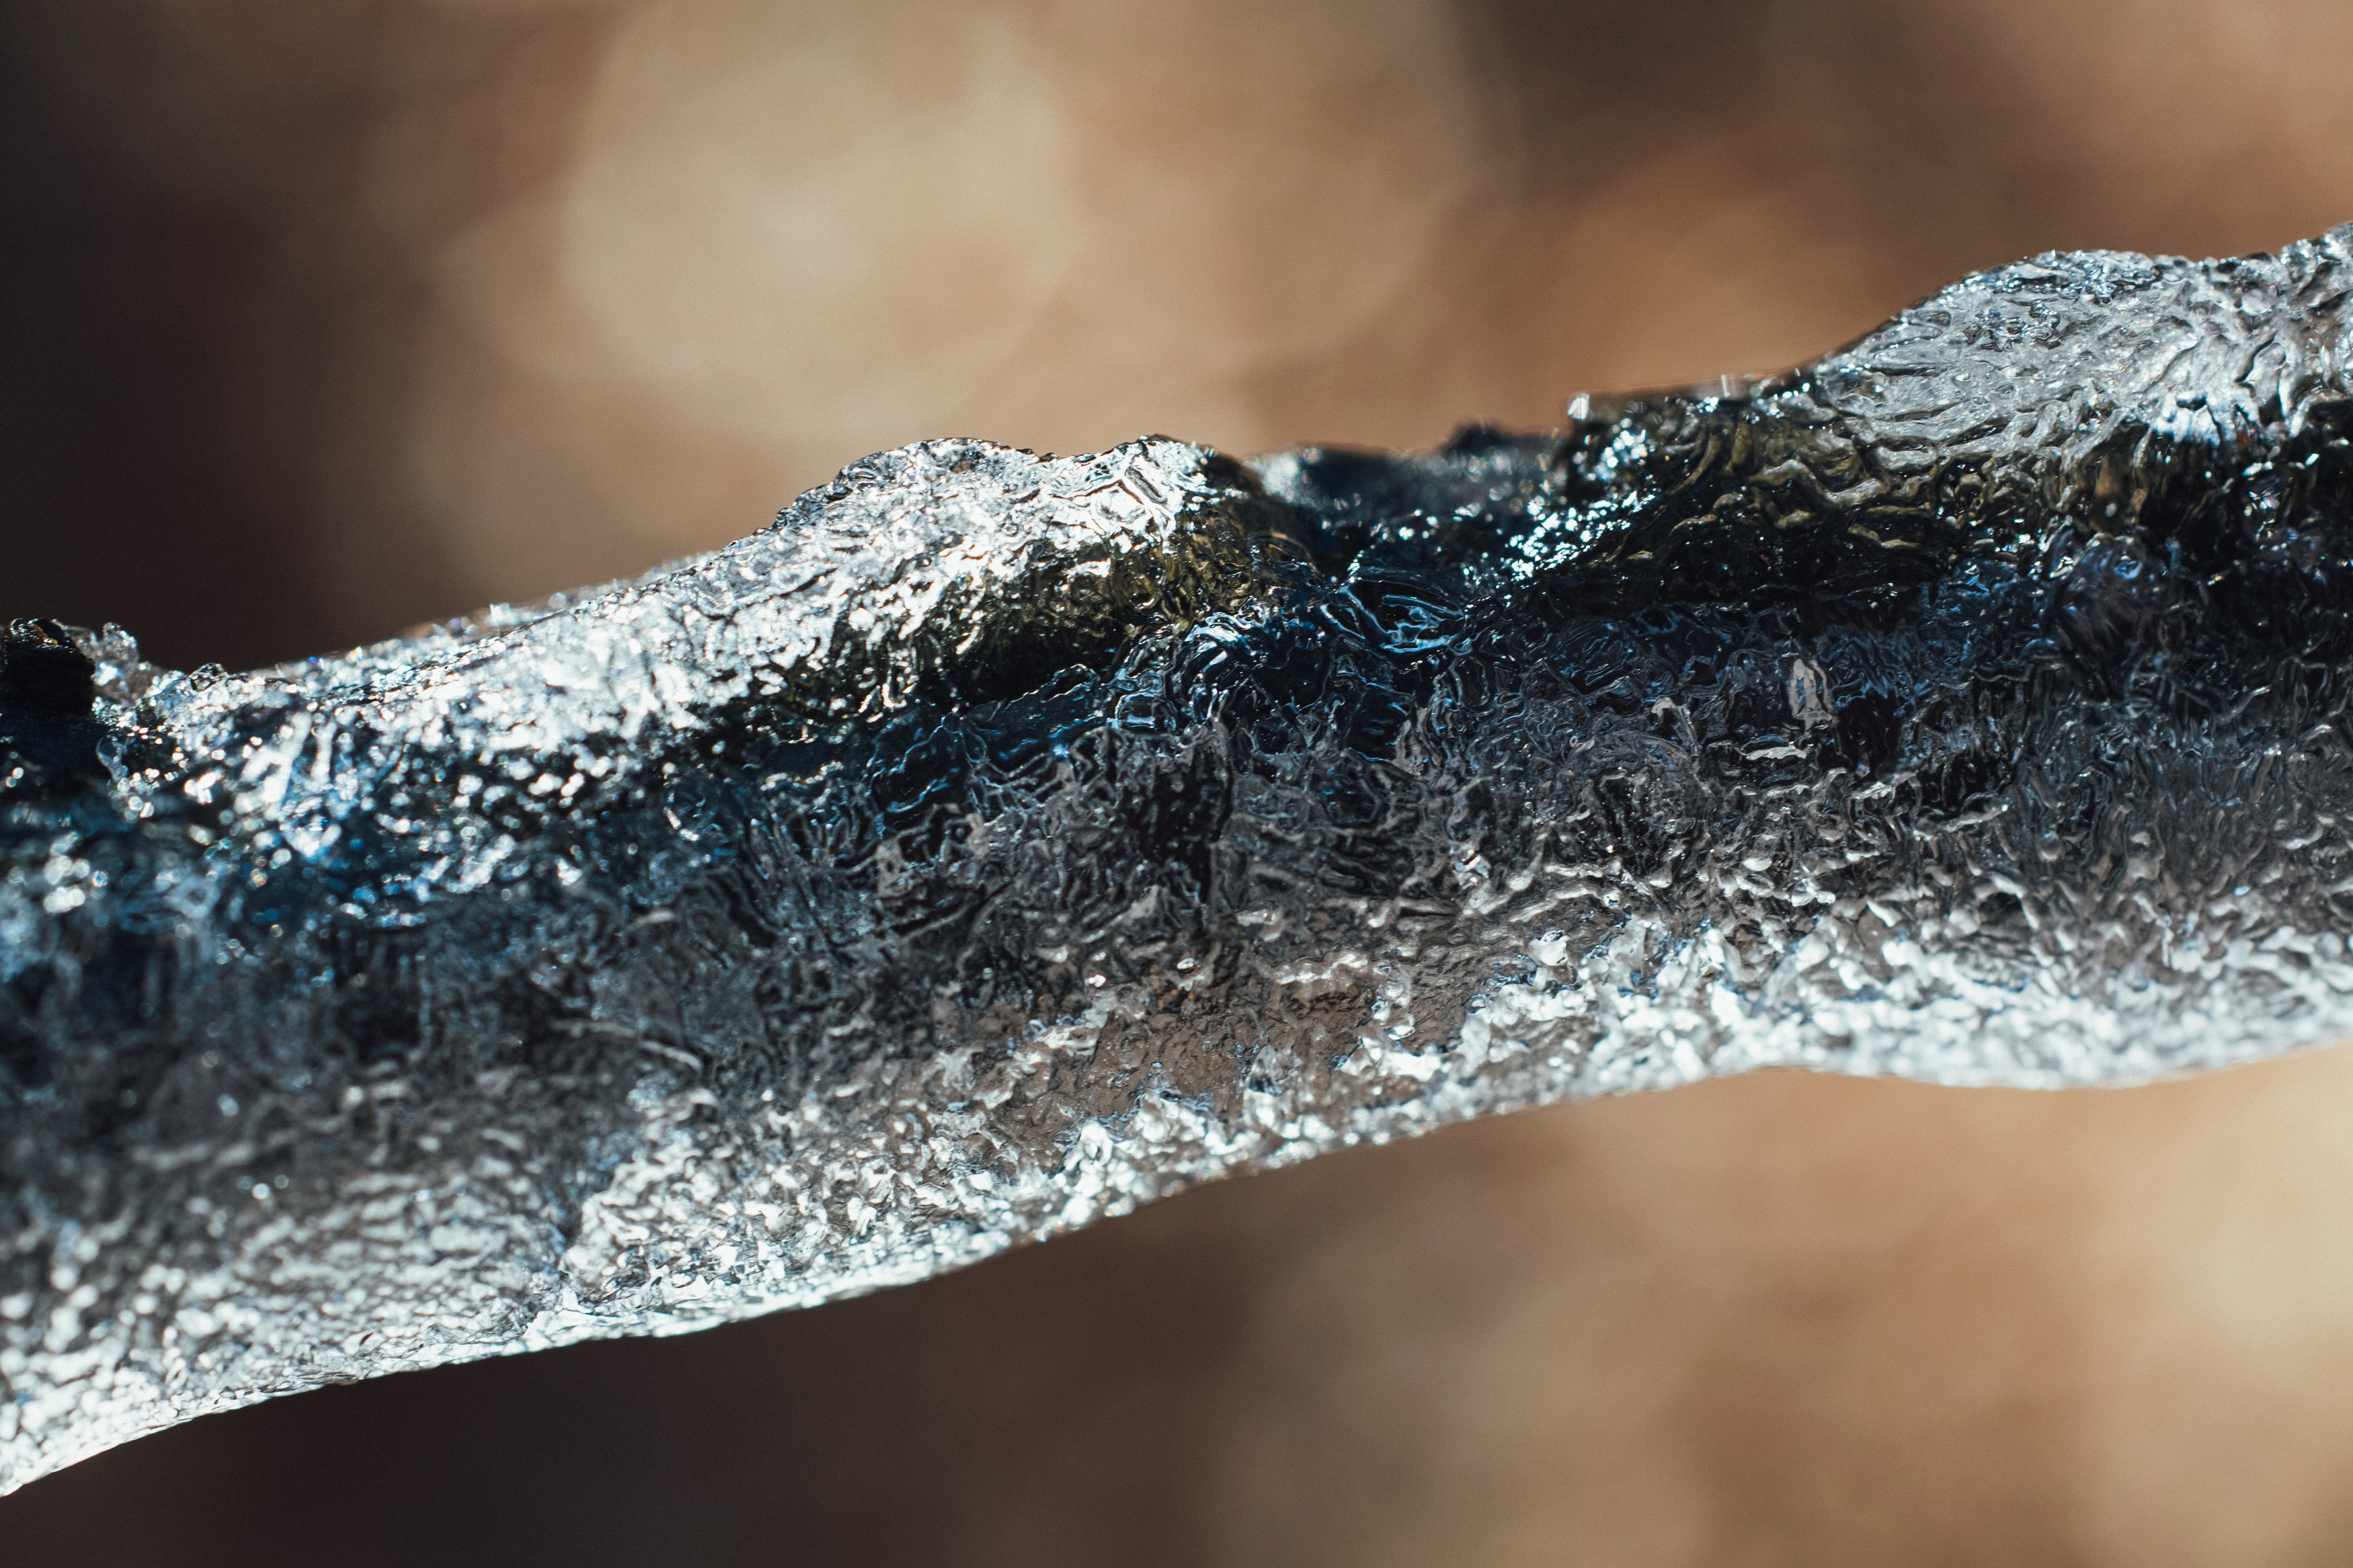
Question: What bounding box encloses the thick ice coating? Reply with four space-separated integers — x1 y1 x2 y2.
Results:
9 229 2353 1489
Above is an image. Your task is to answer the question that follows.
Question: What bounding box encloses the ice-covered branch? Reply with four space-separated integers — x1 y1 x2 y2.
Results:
9 228 2353 1488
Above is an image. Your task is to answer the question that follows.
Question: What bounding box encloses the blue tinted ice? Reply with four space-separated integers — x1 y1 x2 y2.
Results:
9 230 2353 1487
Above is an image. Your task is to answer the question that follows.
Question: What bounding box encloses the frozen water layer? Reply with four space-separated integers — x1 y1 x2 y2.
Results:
9 228 2353 1488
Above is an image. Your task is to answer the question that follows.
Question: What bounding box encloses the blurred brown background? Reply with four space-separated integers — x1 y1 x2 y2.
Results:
6 1 2353 1563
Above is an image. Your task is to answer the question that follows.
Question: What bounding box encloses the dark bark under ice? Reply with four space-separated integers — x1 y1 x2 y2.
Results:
9 227 2353 1488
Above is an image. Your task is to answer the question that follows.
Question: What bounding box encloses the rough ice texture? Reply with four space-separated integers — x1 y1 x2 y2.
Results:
10 227 2353 1489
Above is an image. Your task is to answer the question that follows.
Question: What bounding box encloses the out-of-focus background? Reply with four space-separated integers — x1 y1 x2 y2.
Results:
5 1 2353 1563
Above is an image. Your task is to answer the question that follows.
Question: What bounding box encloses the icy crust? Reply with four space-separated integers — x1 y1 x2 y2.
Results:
11 231 2353 1489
